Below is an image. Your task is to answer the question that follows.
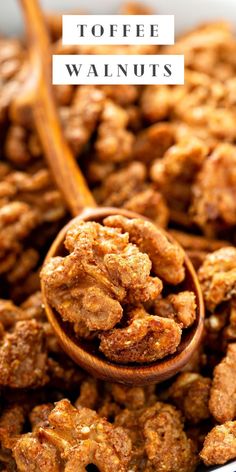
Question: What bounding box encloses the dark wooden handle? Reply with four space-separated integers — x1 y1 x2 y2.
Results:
19 0 96 216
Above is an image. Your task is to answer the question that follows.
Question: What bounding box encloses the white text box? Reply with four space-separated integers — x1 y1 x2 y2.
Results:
52 54 184 85
62 15 174 45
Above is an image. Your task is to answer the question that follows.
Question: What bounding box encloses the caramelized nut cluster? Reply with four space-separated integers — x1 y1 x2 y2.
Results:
41 216 197 364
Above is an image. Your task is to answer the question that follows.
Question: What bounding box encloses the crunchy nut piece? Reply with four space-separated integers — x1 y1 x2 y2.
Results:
0 319 48 389
223 299 236 344
62 85 105 155
13 399 132 472
20 291 45 321
115 408 146 471
0 38 25 123
198 247 236 311
93 162 169 228
29 404 53 432
75 378 100 410
141 85 173 122
104 215 185 285
0 299 26 329
98 85 138 106
94 161 147 207
200 421 236 466
0 405 25 447
95 99 135 163
13 436 61 472
167 373 211 424
7 248 39 283
132 123 175 164
108 383 157 410
191 144 236 235
140 402 197 472
124 188 169 228
209 343 236 423
153 291 196 328
0 202 38 257
4 125 36 166
46 357 84 392
99 306 182 364
86 159 115 185
41 220 162 334
150 137 207 211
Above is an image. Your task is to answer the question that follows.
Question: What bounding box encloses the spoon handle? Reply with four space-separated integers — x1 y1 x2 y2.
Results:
19 0 96 216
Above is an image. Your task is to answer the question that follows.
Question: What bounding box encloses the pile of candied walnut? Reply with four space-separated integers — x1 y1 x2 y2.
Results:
1 2 236 471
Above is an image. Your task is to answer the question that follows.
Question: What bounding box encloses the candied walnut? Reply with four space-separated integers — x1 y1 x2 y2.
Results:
209 343 236 423
200 421 236 466
0 201 38 257
153 291 196 328
167 373 211 424
0 404 25 447
13 399 132 472
191 144 236 235
46 356 84 392
94 161 147 207
141 85 173 122
75 378 100 410
198 247 236 311
6 248 39 283
99 306 182 364
115 408 146 471
41 219 162 334
0 319 48 389
150 137 208 211
95 99 135 163
98 85 138 107
29 404 53 432
0 38 25 123
93 162 169 228
223 299 236 344
107 383 157 410
5 125 31 166
0 404 25 470
140 402 197 472
132 123 175 164
124 188 169 229
62 85 105 155
104 215 185 285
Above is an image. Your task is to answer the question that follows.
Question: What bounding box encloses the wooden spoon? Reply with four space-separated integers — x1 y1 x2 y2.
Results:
19 0 204 385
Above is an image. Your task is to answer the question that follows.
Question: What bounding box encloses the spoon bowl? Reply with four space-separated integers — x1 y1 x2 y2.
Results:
42 206 204 385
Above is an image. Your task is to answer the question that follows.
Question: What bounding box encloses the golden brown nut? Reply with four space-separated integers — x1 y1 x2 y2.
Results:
150 137 208 211
140 402 197 472
0 319 48 388
104 215 185 284
153 291 196 328
200 421 236 466
95 99 135 163
13 399 132 472
167 372 211 424
99 306 182 364
209 343 236 423
41 220 162 334
132 123 175 163
191 144 236 236
198 246 236 311
62 85 105 155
